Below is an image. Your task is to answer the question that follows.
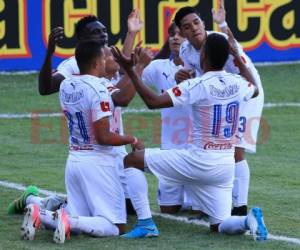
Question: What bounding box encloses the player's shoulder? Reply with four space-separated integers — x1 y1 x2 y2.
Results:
57 56 77 69
77 75 108 93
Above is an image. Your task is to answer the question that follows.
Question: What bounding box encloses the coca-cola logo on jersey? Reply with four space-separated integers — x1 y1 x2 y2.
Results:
204 142 232 150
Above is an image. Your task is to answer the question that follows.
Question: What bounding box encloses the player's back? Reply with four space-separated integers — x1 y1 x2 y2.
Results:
183 71 255 164
59 75 114 153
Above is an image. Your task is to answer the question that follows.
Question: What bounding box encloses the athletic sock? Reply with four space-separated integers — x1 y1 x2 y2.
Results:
124 167 152 220
232 160 250 207
69 216 119 237
26 195 44 207
40 209 57 229
218 216 248 235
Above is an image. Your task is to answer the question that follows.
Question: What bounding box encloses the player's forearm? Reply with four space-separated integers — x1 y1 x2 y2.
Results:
122 32 137 57
114 74 136 107
234 56 257 87
96 132 135 146
38 52 54 95
126 68 162 109
38 50 64 95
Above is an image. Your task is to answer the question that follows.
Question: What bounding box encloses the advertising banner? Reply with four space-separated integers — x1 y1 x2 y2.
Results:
1 0 300 71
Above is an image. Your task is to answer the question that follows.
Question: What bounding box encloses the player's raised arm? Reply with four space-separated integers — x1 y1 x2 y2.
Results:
122 9 143 57
38 27 65 95
212 0 226 29
111 42 152 107
111 46 173 109
226 28 259 98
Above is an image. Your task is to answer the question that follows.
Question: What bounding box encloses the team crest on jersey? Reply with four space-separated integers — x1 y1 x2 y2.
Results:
172 86 182 97
100 102 110 112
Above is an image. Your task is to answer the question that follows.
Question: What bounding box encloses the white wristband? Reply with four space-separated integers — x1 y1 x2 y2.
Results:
218 21 228 29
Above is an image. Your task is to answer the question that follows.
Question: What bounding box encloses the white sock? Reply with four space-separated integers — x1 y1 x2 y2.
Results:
69 216 119 237
26 195 44 207
232 160 250 207
218 216 248 235
40 209 57 229
124 168 152 220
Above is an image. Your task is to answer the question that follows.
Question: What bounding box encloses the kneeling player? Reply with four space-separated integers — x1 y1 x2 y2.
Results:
20 40 146 243
112 33 268 240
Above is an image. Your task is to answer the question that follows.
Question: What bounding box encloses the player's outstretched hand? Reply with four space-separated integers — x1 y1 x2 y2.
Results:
212 0 226 24
135 47 153 69
175 69 193 84
111 46 135 72
127 9 143 33
47 27 64 55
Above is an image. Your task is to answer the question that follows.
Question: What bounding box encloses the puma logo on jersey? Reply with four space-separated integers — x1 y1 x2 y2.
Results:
162 72 170 80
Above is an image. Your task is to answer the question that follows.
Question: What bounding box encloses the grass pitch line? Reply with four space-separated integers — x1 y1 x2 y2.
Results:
1 180 300 246
0 102 300 119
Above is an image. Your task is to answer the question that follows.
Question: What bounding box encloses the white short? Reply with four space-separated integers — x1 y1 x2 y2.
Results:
145 148 234 224
65 151 126 224
237 80 264 153
114 149 129 199
157 181 192 207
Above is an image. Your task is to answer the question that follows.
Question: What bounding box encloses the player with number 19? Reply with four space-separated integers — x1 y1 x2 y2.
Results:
112 33 267 240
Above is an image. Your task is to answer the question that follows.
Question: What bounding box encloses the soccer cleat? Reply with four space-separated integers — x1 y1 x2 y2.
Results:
8 185 39 214
21 204 41 241
122 219 159 239
247 207 268 241
53 208 70 244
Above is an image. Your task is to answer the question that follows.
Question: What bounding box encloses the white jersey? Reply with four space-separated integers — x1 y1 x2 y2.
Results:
179 31 262 89
142 59 192 149
167 70 256 164
57 57 126 153
59 75 114 153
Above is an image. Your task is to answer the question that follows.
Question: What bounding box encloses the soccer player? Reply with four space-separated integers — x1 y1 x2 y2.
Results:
174 4 264 216
8 43 152 217
21 40 144 243
112 33 268 240
141 22 193 214
38 10 144 215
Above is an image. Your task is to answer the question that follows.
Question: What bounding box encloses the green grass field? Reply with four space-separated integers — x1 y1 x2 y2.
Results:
0 64 300 249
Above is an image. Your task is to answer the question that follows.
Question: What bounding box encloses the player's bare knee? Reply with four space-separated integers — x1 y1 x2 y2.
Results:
123 150 145 170
234 147 245 162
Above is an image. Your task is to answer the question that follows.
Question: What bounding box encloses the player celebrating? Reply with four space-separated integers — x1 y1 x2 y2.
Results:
141 22 193 213
112 32 268 241
174 4 264 216
21 40 144 244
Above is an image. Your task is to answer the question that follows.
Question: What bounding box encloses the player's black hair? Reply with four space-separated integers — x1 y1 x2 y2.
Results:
75 40 105 73
174 6 201 28
75 15 99 39
204 33 229 70
168 22 178 35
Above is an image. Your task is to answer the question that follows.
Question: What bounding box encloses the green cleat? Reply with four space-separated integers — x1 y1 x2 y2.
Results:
7 185 39 215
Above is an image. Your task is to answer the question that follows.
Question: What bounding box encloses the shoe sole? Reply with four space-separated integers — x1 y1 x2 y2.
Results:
53 210 65 244
21 205 37 241
249 207 268 241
